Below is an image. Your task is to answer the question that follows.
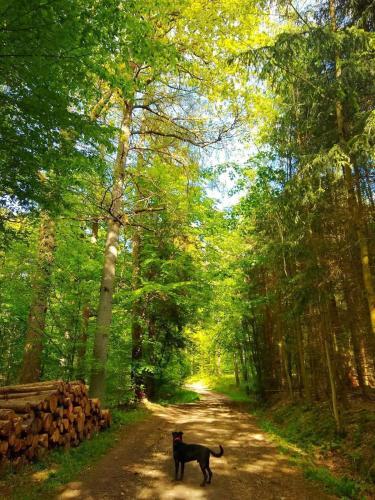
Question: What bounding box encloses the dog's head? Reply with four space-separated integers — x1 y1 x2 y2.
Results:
172 431 183 443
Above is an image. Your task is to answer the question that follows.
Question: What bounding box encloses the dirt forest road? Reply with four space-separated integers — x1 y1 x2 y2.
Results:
57 386 334 500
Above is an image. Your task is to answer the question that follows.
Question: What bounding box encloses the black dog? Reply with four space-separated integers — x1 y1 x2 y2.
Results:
172 431 224 486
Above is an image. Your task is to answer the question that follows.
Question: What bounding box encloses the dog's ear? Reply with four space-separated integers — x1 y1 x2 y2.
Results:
180 432 184 436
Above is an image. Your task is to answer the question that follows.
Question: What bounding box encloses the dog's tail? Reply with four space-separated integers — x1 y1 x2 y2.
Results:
209 445 224 458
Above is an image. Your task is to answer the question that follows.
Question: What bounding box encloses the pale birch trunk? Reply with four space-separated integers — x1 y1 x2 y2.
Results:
89 101 132 398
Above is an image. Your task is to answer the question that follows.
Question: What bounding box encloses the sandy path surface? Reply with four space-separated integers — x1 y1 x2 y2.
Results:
57 386 334 500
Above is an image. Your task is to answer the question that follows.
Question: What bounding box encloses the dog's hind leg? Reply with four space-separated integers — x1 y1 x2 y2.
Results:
207 466 212 484
174 459 179 480
205 456 212 484
199 464 208 487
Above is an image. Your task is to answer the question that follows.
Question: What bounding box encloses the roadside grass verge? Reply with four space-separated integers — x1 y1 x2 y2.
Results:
304 466 360 498
0 407 150 500
157 388 200 405
187 373 251 403
256 414 362 499
154 385 200 405
204 374 369 499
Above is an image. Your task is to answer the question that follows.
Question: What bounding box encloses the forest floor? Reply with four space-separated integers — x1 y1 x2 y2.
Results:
56 385 335 500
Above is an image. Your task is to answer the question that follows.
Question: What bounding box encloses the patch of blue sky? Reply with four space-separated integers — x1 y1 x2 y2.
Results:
202 138 254 210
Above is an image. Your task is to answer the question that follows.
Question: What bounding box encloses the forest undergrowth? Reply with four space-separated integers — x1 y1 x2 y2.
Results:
202 374 375 499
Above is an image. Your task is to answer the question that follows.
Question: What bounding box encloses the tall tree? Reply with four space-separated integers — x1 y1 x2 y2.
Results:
19 214 55 382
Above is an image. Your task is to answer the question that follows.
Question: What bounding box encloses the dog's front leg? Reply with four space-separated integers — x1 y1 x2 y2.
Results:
180 462 185 481
174 459 179 480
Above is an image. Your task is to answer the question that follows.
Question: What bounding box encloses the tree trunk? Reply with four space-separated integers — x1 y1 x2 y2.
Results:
89 101 132 399
239 346 250 395
343 284 368 394
77 222 98 381
76 305 91 381
131 229 144 399
19 213 55 383
328 296 349 403
329 0 375 336
296 319 310 400
320 296 343 434
280 336 293 399
234 353 240 387
216 351 222 376
324 334 342 434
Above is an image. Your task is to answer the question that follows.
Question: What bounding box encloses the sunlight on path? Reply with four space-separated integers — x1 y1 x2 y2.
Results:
184 381 209 393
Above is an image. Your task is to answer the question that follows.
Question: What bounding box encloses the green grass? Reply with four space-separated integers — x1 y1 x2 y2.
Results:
304 467 360 499
155 387 200 405
211 379 251 403
255 402 339 451
254 414 363 499
1 408 149 500
187 373 252 403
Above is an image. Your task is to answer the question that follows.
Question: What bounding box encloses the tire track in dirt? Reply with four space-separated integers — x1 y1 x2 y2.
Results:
57 387 335 500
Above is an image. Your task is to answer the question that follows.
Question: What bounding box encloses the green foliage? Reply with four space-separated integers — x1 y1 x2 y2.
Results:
0 0 110 209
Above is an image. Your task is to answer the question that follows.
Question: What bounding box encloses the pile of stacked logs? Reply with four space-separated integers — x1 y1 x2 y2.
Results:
0 380 111 468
